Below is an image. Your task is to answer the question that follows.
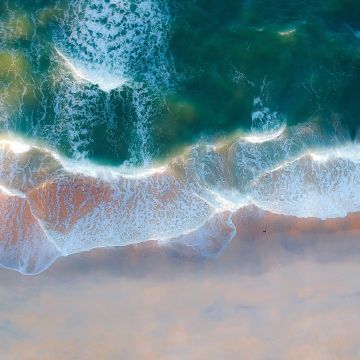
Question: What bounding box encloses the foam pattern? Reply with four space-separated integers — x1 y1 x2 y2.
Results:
0 122 359 274
252 151 360 219
53 0 174 162
0 0 174 164
0 188 60 274
56 0 171 89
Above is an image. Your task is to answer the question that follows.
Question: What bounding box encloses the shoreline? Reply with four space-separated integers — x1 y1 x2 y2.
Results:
2 205 360 278
2 209 360 359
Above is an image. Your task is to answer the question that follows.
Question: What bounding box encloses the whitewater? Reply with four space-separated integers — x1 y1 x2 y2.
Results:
1 0 360 274
1 121 360 274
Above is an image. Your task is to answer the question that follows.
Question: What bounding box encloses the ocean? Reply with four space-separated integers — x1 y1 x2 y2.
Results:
0 0 360 274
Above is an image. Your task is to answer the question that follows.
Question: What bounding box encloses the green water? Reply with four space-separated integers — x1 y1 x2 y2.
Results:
0 0 359 165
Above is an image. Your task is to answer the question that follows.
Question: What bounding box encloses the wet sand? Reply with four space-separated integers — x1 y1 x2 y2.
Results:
1 211 360 359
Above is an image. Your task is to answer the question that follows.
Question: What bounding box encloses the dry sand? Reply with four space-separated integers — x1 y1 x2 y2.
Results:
1 210 360 359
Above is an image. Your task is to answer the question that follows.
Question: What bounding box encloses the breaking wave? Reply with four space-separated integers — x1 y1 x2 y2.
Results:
1 122 360 274
0 0 175 164
1 0 360 275
54 0 175 163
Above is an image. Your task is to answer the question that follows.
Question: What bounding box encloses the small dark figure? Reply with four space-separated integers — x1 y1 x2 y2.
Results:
262 227 267 234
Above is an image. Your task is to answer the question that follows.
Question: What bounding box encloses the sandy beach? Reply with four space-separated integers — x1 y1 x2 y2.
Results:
1 210 360 359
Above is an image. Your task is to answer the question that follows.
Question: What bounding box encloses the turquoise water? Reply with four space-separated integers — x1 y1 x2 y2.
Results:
0 0 359 165
2 0 360 274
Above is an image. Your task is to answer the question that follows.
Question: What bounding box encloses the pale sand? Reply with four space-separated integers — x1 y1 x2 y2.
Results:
1 211 360 359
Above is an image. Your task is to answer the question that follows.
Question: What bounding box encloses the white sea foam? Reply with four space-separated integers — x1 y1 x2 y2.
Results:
243 125 286 144
0 139 31 154
54 0 175 163
29 173 215 255
57 0 171 85
251 146 360 219
1 125 360 274
278 28 296 36
0 0 174 164
251 96 285 132
55 47 128 92
0 185 60 274
0 139 62 192
170 211 236 258
49 67 106 160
